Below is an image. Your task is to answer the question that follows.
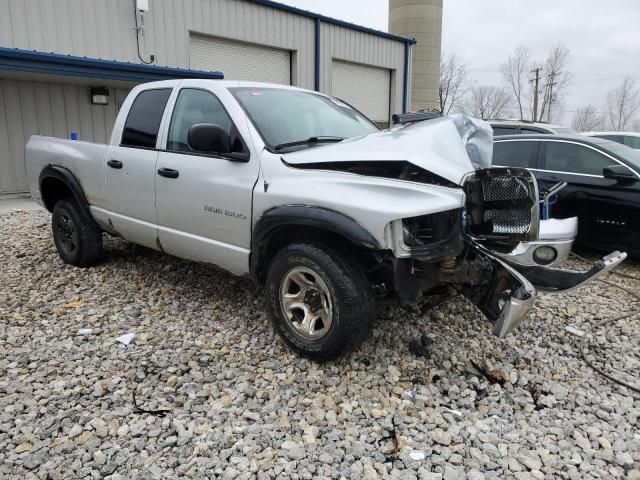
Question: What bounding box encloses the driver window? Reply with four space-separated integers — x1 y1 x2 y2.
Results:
167 89 233 153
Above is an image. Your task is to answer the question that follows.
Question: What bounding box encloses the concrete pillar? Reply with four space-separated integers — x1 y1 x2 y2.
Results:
389 0 442 111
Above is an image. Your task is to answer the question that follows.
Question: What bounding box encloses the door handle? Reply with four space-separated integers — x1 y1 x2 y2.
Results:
107 159 123 169
157 167 179 179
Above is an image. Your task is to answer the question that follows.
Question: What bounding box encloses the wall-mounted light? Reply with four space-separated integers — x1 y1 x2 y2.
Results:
90 87 109 105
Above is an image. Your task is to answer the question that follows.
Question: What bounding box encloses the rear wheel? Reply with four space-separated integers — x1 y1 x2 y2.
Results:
266 243 375 361
52 199 102 267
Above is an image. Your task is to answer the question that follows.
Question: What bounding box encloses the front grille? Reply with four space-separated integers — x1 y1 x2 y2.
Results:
481 176 531 202
485 209 531 234
465 168 538 242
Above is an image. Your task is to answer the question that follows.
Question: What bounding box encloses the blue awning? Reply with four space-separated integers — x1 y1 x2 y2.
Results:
0 47 224 83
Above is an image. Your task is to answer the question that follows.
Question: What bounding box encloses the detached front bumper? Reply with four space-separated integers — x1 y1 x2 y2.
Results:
472 243 627 337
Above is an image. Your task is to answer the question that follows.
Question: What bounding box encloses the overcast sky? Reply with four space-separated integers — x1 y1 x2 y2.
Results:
280 0 640 126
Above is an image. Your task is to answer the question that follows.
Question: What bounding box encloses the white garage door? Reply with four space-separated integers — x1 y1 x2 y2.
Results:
331 60 391 126
0 79 128 194
190 35 291 86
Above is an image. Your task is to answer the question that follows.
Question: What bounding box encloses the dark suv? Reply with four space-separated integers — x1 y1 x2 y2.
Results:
493 134 640 255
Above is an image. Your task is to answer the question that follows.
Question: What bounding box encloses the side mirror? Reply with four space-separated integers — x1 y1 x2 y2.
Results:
188 123 231 154
603 164 637 183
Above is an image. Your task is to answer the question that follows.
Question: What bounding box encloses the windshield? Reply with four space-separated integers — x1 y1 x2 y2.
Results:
230 87 379 151
601 141 640 169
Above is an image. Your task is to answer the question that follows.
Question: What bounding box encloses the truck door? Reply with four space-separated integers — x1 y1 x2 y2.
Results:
155 86 259 275
105 87 172 249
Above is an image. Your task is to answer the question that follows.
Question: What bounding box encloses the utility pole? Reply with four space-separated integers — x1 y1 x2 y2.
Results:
546 72 557 123
531 67 542 122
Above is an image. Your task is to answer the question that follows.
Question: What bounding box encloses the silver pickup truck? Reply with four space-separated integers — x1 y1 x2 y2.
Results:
26 79 625 361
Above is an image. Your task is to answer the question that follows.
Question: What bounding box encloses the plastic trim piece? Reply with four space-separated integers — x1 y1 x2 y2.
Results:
38 165 91 214
0 47 224 83
250 205 381 280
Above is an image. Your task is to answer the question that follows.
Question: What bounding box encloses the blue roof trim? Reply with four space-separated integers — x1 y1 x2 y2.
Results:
250 0 416 45
0 47 224 83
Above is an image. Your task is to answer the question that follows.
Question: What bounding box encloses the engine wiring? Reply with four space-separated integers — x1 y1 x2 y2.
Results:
569 252 640 394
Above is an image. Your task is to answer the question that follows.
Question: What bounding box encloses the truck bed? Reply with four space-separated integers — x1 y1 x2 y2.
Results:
26 136 108 208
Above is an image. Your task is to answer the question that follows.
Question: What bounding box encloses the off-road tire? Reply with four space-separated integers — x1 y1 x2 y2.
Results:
51 198 102 267
266 242 375 361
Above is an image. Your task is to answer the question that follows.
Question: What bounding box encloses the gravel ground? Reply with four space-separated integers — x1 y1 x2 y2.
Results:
1 209 639 480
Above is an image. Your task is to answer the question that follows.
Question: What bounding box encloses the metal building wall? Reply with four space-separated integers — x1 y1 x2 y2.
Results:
0 78 129 193
0 0 407 104
0 0 317 90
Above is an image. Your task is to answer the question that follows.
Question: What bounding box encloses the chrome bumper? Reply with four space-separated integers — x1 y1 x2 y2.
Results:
472 243 627 338
502 250 627 293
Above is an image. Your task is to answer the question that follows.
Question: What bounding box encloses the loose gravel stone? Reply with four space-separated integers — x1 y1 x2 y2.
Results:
1 209 639 479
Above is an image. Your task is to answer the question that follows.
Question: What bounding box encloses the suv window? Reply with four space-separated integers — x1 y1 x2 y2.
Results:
167 89 234 153
521 127 546 134
543 141 614 175
492 126 517 136
121 88 172 149
493 141 538 168
597 134 624 144
624 136 640 149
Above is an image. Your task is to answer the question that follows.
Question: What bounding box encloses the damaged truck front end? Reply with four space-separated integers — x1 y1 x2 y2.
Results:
384 165 626 337
277 114 626 338
383 166 539 337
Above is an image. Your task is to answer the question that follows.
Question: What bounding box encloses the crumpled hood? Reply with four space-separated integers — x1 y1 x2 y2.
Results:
282 115 494 185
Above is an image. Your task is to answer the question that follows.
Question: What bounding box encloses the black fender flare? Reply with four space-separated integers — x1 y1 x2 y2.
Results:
250 205 381 280
39 165 91 215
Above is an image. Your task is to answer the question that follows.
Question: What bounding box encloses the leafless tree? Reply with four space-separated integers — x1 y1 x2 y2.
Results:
439 53 468 115
606 77 640 131
462 85 512 119
500 45 531 119
571 105 604 132
537 45 571 123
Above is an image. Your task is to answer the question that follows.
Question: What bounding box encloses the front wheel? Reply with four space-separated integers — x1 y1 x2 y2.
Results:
52 199 102 267
265 243 375 361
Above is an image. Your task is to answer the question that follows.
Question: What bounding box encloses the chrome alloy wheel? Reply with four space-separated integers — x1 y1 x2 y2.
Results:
279 266 333 340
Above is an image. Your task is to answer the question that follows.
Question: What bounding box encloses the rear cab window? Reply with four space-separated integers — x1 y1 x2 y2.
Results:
121 88 172 149
493 140 538 168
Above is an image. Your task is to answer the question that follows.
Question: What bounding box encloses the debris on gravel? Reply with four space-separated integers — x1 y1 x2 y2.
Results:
1 209 639 479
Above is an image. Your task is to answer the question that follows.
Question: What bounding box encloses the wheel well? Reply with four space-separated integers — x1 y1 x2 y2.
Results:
40 177 74 212
254 225 377 284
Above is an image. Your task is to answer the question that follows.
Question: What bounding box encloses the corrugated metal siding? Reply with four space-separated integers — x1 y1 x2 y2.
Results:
0 0 406 106
0 79 128 193
190 35 291 85
0 0 316 89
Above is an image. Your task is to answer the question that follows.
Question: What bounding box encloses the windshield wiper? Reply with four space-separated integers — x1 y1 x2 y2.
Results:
273 136 344 151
